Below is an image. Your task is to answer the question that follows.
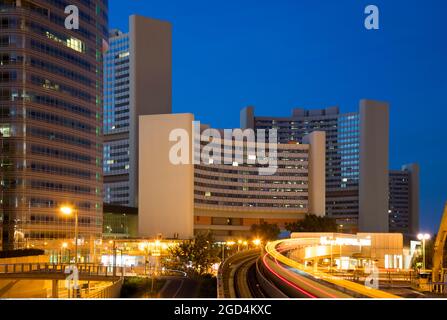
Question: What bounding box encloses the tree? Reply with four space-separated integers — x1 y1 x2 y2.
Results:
250 222 280 241
168 232 219 276
285 214 337 233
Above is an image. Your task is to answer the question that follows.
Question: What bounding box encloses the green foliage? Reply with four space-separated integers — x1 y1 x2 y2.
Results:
285 214 338 233
120 277 166 298
250 222 280 241
168 232 219 276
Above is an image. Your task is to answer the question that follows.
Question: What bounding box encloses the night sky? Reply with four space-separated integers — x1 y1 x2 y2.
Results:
108 0 447 233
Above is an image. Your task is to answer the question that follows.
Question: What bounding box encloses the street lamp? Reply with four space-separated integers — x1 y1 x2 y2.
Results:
221 242 226 261
417 233 430 271
61 242 68 263
60 206 79 266
0 131 5 250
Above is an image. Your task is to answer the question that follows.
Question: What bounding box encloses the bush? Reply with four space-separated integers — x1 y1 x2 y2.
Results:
197 274 217 298
120 277 166 298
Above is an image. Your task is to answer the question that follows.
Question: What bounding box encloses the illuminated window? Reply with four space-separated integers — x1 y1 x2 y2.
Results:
118 52 129 58
0 124 11 137
66 37 85 53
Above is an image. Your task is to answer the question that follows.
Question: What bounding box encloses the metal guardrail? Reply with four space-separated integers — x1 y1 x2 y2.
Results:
255 257 288 298
0 263 124 280
218 250 260 298
83 278 124 299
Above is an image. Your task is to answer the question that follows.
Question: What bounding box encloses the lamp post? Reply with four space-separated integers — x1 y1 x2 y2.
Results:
221 242 226 261
417 233 430 271
60 206 79 266
61 242 68 263
109 240 117 276
330 239 333 273
0 131 4 249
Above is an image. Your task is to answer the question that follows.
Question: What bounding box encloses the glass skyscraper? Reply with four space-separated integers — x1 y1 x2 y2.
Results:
102 15 172 208
103 29 131 206
0 0 108 250
244 106 361 228
241 100 398 233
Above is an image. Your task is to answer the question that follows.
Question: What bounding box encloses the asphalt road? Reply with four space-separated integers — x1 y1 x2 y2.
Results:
159 277 199 298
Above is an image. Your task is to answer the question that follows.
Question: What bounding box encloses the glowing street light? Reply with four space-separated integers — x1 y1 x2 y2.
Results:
417 233 430 271
60 206 78 266
253 239 261 246
237 239 243 252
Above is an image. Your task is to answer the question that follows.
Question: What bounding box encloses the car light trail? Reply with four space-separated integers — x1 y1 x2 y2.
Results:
264 239 401 299
272 248 339 298
262 253 317 298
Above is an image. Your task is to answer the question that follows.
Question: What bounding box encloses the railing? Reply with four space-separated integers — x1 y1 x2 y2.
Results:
265 240 400 298
0 263 125 278
83 278 124 299
0 263 189 279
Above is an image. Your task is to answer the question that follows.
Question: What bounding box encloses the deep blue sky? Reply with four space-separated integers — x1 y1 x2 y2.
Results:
109 0 447 233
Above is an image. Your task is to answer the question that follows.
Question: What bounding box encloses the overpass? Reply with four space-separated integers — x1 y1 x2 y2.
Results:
219 239 401 298
0 263 123 298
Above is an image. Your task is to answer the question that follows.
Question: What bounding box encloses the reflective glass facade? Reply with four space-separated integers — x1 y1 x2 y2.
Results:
252 107 360 226
103 30 131 206
0 0 108 249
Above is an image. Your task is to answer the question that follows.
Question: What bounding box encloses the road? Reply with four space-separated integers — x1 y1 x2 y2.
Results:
233 254 266 298
220 249 266 298
261 251 351 298
159 277 199 298
264 239 400 298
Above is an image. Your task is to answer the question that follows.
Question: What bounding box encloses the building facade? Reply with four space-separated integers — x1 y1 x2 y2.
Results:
138 113 326 240
389 164 419 237
0 0 108 249
289 232 407 270
241 99 391 233
139 114 195 240
194 131 326 239
103 15 172 207
103 204 138 238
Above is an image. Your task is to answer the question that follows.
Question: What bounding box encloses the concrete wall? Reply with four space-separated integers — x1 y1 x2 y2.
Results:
138 114 194 239
403 163 420 236
303 131 326 217
0 255 48 264
129 15 172 207
240 106 255 129
359 100 389 232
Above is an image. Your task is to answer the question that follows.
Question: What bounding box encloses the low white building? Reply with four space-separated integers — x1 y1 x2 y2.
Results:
290 232 413 270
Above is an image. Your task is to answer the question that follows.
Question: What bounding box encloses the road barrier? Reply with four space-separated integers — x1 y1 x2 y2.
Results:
255 258 288 298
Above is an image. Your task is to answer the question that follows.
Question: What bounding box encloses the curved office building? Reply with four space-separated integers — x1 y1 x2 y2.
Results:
194 133 326 239
0 0 108 249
